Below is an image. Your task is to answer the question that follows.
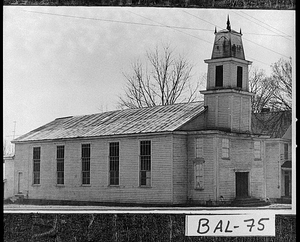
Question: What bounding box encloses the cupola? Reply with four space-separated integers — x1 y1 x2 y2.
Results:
211 16 245 60
200 16 254 133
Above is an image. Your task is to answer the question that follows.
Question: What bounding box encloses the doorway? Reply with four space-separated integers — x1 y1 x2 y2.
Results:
235 172 249 197
18 172 22 194
284 171 291 197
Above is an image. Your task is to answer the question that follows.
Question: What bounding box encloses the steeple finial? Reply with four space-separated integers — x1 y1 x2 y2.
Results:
226 15 231 31
239 28 242 35
214 27 217 34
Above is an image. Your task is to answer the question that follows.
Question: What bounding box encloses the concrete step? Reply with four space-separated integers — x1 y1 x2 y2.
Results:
277 196 292 204
15 193 25 198
231 197 270 207
9 193 25 203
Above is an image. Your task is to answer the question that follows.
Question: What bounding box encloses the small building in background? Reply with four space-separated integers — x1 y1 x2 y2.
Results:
3 155 15 200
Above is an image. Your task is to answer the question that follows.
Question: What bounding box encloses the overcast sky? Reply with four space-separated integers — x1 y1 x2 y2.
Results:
3 7 295 149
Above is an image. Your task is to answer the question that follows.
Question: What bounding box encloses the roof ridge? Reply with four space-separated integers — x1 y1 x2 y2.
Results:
63 101 204 119
119 100 203 110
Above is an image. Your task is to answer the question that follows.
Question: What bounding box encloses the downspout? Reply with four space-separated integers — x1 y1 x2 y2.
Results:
214 136 219 202
278 143 281 197
186 133 189 204
263 140 267 200
170 134 174 204
27 144 30 198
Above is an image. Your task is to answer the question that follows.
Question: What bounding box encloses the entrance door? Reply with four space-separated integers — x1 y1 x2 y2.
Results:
18 172 22 194
236 172 249 197
284 171 291 197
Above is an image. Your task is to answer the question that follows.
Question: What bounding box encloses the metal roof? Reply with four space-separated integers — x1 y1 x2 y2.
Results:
13 102 205 143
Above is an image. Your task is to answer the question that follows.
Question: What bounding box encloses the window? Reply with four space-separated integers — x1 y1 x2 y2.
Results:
33 147 41 185
195 138 203 158
254 141 261 160
237 66 243 88
284 143 289 160
140 141 151 187
215 65 223 87
109 142 119 186
221 139 230 159
57 145 64 185
81 144 90 185
194 162 204 190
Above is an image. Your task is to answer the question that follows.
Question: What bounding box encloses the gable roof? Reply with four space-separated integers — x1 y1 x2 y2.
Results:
251 110 292 138
13 102 205 143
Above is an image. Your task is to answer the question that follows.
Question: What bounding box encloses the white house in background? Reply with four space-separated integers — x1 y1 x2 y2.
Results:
3 155 15 200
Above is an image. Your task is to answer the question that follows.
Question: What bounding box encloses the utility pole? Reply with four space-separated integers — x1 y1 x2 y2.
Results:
13 121 16 140
12 121 16 154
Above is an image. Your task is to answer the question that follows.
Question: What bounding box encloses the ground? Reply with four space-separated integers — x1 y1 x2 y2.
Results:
4 203 292 212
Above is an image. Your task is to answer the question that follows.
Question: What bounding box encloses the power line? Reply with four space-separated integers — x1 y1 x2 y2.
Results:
233 11 292 43
23 9 288 38
182 10 223 29
24 9 291 59
23 9 212 32
127 10 212 44
183 10 291 59
182 10 290 37
246 56 271 67
243 32 291 37
242 36 290 59
240 11 292 40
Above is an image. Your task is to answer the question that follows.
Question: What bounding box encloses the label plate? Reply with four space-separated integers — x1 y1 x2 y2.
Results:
185 214 275 236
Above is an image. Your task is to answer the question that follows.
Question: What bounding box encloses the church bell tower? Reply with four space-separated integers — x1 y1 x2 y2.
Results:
200 16 254 133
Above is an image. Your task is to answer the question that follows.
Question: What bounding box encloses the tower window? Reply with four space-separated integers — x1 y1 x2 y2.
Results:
215 65 223 87
237 66 243 88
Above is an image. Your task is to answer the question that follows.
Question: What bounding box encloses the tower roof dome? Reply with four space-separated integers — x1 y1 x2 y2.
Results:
211 16 245 60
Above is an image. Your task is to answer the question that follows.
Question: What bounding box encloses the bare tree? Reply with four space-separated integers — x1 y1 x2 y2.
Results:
250 58 292 137
249 68 275 113
249 57 292 113
118 44 199 109
269 57 292 110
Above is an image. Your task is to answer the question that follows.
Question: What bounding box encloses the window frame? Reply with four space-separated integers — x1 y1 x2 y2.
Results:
81 143 91 185
139 140 152 188
284 143 289 160
109 142 120 186
215 65 223 87
254 141 262 160
237 66 243 88
221 138 230 159
56 145 65 185
33 147 41 185
194 160 205 190
195 138 204 158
